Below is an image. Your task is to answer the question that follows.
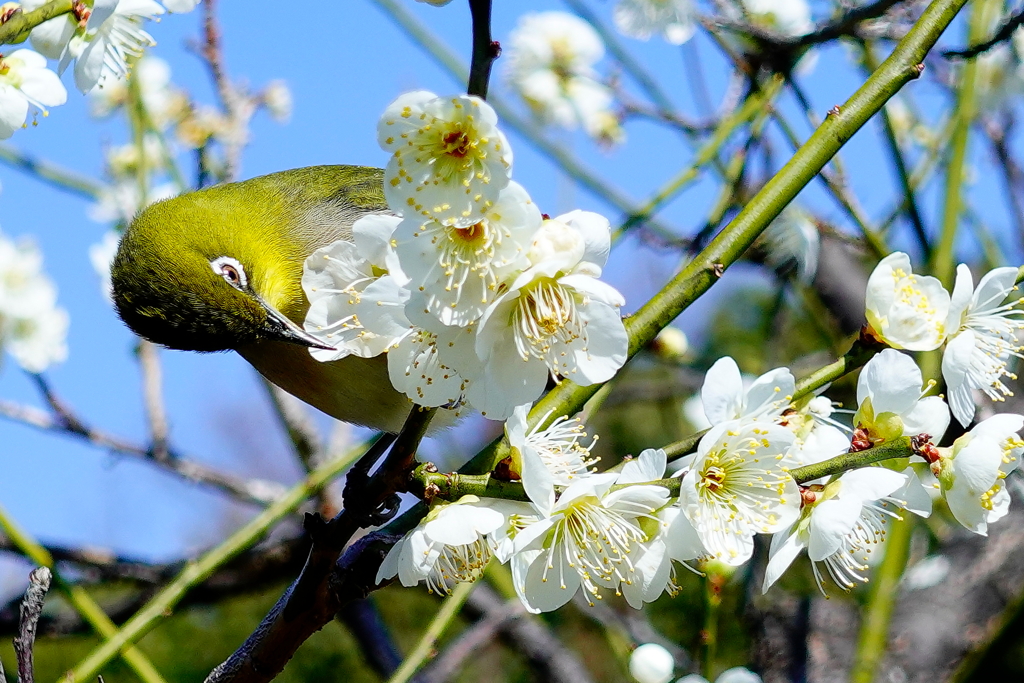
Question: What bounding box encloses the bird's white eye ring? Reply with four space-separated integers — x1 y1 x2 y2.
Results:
210 256 248 290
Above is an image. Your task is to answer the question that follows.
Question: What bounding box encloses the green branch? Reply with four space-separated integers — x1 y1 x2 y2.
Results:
385 582 475 683
0 144 102 199
613 77 784 241
517 0 963 458
414 438 916 507
0 0 72 46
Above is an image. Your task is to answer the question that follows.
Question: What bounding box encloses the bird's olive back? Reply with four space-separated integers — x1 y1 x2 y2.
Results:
111 165 387 352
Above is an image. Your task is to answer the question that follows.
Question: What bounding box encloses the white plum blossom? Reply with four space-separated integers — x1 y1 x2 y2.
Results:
261 80 292 123
59 0 166 94
0 49 67 139
0 231 69 372
628 642 675 683
506 12 620 138
865 252 951 351
678 420 800 565
614 0 696 45
22 0 78 60
933 414 1024 535
393 181 541 326
469 214 627 419
513 449 670 612
376 497 507 594
377 91 512 228
763 467 927 593
942 265 1024 427
699 356 795 427
855 349 950 444
302 214 403 360
505 404 597 487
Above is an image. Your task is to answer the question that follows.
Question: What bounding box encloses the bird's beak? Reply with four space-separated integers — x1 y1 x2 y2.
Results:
260 303 337 351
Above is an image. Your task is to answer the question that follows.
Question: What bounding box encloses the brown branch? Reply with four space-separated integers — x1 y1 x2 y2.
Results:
943 5 1024 58
13 566 51 683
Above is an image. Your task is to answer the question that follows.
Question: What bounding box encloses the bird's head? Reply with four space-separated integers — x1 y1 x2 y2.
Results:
111 166 386 352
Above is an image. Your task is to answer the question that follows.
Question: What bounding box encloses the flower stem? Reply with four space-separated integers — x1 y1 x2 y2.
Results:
385 581 475 683
466 0 495 99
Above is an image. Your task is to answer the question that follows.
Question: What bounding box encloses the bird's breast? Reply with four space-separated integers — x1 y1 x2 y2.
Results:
237 341 432 433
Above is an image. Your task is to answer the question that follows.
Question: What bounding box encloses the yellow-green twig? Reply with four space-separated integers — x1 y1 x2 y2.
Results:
385 582 475 683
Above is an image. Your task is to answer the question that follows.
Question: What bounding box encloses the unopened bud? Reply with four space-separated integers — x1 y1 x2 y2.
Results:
628 643 674 683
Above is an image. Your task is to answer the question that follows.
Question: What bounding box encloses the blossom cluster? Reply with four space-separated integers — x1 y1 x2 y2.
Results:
377 337 1024 613
0 228 68 372
505 12 623 145
865 252 1024 426
301 90 629 421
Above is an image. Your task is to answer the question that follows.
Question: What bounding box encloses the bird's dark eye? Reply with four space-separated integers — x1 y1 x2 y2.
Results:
210 256 248 290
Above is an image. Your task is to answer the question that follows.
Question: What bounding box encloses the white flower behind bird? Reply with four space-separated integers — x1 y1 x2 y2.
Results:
941 265 1024 427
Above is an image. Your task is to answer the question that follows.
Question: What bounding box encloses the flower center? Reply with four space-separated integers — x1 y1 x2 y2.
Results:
441 129 470 158
427 539 493 595
700 465 727 493
449 221 487 246
511 278 582 365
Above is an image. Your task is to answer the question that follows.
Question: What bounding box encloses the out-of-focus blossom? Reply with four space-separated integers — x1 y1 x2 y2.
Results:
262 80 292 122
0 231 68 372
614 0 696 45
629 642 675 683
757 207 819 282
88 180 177 225
506 11 619 140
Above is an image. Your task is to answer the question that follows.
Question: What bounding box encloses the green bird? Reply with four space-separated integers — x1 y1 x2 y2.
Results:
111 165 422 433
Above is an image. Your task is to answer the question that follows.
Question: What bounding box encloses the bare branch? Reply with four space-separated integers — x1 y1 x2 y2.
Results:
14 566 52 683
1 379 286 507
136 340 170 462
944 6 1024 58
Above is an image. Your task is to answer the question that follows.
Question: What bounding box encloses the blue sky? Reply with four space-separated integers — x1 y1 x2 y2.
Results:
0 0 996 598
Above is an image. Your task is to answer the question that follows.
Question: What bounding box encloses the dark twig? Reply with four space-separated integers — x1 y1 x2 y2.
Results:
944 5 1024 58
337 599 403 678
205 408 434 683
467 0 497 99
14 566 51 683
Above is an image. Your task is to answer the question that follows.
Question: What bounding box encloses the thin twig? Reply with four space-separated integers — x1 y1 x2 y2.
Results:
13 566 51 683
943 5 1024 58
136 340 170 462
2 384 285 507
418 596 525 683
386 582 475 683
